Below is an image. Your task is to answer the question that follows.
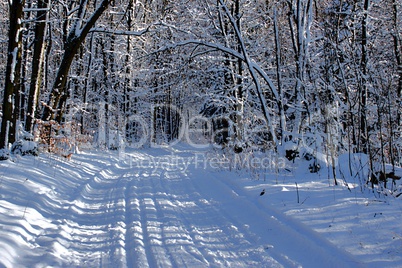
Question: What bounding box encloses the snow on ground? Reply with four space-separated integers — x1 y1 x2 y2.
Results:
0 144 401 267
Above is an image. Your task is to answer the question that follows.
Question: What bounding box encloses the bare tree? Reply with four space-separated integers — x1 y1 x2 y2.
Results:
286 0 314 139
42 0 111 123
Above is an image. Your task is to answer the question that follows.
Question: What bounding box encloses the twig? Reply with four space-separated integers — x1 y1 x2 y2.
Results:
22 201 29 219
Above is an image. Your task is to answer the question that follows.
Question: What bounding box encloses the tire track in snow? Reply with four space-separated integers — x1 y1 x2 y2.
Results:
29 158 119 266
123 157 282 267
104 173 127 268
59 164 123 266
152 150 360 267
123 176 137 268
0 149 362 267
158 170 280 268
121 163 219 267
44 158 131 267
137 192 159 267
124 186 149 267
189 168 361 268
135 173 175 268
65 160 138 267
85 162 147 268
188 175 298 267
158 172 233 267
149 172 209 267
0 155 117 267
1 153 143 267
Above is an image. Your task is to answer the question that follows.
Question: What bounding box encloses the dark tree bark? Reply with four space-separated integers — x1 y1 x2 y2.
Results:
0 0 25 149
359 0 370 153
392 0 402 99
233 0 244 148
123 0 134 118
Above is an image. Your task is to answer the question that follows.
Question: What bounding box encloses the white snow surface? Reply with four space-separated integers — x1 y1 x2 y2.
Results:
0 144 401 267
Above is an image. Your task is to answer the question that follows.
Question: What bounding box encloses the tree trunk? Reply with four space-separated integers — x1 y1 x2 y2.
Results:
392 0 402 98
81 33 95 134
218 0 279 149
360 0 370 153
392 0 402 130
0 0 25 149
25 0 50 133
287 0 313 139
234 0 244 149
100 38 110 149
274 7 286 145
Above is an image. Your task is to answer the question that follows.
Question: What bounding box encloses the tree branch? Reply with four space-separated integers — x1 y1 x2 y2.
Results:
90 24 153 36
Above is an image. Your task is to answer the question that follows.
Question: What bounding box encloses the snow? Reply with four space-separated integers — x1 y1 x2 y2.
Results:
10 48 18 83
0 144 401 267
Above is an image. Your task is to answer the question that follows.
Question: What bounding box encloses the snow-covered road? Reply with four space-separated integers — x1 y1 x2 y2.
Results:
0 147 362 267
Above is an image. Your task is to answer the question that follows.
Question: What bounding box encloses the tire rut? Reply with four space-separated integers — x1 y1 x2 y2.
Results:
159 171 277 267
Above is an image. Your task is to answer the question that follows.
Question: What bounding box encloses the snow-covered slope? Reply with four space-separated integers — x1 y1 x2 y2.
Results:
0 146 400 267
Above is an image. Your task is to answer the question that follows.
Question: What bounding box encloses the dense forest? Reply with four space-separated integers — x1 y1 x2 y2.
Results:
0 0 401 189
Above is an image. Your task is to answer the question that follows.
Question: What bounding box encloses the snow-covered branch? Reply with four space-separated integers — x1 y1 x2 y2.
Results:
90 25 153 36
156 39 280 103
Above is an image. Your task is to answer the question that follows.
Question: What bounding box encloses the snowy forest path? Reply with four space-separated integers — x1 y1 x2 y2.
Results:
0 147 362 267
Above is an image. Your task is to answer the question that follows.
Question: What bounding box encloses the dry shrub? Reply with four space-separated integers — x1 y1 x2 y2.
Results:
34 120 93 154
